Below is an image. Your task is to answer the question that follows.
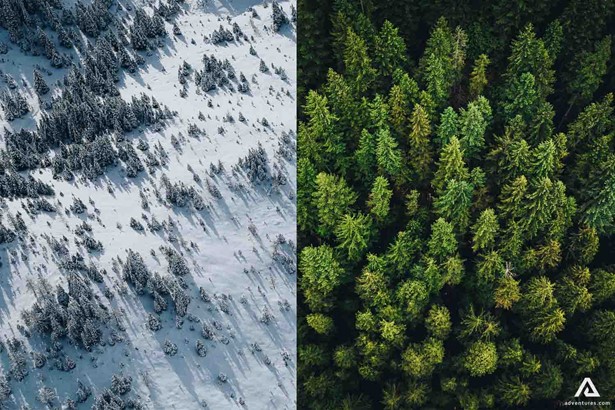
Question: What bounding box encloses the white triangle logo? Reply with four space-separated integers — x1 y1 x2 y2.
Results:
574 378 600 398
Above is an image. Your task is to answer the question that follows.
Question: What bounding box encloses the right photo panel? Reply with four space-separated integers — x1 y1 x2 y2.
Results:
297 0 615 408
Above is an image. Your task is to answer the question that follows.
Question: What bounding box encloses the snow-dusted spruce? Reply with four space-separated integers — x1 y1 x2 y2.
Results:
194 54 237 92
271 1 290 32
33 69 49 96
110 373 132 395
238 142 270 183
0 90 29 121
210 25 234 44
0 0 296 407
22 274 111 351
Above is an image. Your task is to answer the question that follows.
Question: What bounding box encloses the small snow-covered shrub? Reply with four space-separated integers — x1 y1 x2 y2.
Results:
37 386 57 405
199 287 211 303
110 374 132 395
163 340 178 356
148 314 162 331
0 375 11 401
195 340 207 357
130 217 145 231
70 198 87 214
201 323 215 340
32 351 46 368
259 59 269 73
260 308 274 325
76 380 91 403
91 388 124 410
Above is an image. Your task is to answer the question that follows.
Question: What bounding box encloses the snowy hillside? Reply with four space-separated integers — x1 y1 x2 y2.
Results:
0 0 296 408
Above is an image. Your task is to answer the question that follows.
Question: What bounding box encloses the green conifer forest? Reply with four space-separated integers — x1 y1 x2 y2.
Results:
297 0 615 408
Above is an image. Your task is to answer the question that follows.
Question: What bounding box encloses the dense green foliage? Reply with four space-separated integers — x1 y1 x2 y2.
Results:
298 1 615 408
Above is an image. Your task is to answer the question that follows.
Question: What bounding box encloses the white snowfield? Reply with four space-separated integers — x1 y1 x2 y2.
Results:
0 0 296 408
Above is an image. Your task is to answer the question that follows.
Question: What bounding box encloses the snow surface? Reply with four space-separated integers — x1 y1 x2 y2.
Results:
0 0 296 408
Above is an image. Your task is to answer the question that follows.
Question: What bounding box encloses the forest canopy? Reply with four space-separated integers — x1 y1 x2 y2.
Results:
298 0 615 408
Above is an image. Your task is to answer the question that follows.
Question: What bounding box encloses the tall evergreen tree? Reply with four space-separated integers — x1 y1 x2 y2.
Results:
335 212 372 261
459 100 487 158
300 245 346 312
313 172 357 237
367 176 393 221
375 128 402 179
33 69 49 96
469 54 490 99
408 104 432 182
344 27 377 95
374 20 406 79
433 136 469 193
567 36 612 106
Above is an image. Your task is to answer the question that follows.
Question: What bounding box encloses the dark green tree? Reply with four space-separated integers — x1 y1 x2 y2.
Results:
300 245 346 312
313 172 357 237
343 27 377 95
468 54 490 99
335 213 372 261
374 20 407 79
367 176 393 221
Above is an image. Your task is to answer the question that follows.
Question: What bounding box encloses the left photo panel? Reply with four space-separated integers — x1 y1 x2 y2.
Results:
0 0 296 408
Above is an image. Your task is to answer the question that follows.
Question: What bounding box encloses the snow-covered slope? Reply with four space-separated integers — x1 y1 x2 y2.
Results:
0 0 296 408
